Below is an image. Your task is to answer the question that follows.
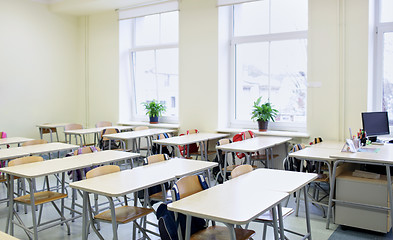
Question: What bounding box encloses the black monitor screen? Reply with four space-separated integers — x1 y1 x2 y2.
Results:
362 111 390 136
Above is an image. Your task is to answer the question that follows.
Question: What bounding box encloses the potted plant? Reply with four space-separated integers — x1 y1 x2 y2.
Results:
142 100 166 124
251 97 278 131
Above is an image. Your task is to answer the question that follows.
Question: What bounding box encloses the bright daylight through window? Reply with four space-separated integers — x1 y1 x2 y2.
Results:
229 0 307 130
130 11 179 121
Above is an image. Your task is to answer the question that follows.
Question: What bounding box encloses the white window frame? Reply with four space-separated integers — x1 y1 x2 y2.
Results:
227 4 308 131
128 12 179 123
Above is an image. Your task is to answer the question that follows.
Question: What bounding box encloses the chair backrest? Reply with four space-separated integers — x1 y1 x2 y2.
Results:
74 146 100 155
100 128 119 141
242 130 255 140
0 132 7 139
217 138 231 146
86 165 120 179
134 126 149 131
310 137 323 145
22 139 48 146
231 165 253 179
146 154 169 164
8 156 43 167
40 124 56 134
95 121 112 128
157 133 172 140
186 129 198 135
65 123 83 131
172 175 208 200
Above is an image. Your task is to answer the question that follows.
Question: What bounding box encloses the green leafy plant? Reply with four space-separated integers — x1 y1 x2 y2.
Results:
251 97 278 122
142 100 166 117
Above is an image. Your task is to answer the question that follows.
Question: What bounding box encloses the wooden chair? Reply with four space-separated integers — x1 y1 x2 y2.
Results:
145 154 171 203
85 165 154 239
22 139 48 146
39 124 59 142
99 128 123 150
9 156 70 237
64 123 85 145
231 165 294 240
170 175 255 240
95 121 112 128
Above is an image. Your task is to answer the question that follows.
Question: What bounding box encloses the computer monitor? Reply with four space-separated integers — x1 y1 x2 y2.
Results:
361 111 390 141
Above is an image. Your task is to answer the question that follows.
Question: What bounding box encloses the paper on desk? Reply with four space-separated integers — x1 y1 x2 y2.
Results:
357 148 380 153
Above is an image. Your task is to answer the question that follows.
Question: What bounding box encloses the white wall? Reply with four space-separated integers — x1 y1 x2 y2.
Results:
0 0 81 139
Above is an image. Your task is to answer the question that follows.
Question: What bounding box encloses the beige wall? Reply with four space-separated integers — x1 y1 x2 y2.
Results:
0 0 81 139
0 0 374 142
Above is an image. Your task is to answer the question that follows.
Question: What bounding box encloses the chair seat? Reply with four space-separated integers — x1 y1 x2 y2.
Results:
314 173 329 182
0 175 7 183
225 165 257 172
254 207 294 222
190 226 255 240
14 191 67 205
95 206 154 224
150 190 172 201
250 154 279 161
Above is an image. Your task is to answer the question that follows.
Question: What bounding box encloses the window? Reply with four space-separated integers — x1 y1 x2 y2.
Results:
120 11 179 122
375 0 393 124
225 0 308 130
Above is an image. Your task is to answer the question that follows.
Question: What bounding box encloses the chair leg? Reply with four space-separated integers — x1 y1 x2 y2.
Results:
262 223 268 240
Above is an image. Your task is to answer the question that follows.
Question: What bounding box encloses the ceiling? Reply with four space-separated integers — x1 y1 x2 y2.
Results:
34 0 163 15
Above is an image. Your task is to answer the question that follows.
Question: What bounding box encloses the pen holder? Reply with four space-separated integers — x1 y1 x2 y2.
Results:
360 137 367 146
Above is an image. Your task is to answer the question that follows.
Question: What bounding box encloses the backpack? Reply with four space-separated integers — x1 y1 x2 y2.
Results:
178 130 199 157
151 133 175 157
232 130 255 159
99 128 120 150
212 140 236 184
67 146 100 181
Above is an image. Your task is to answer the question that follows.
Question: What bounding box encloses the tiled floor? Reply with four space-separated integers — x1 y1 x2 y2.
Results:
1 174 392 239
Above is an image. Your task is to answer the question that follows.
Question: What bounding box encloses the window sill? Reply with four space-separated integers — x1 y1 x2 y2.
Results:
118 121 180 130
216 128 310 139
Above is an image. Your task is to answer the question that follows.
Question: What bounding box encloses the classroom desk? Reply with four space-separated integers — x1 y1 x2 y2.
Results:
168 179 288 240
64 125 134 146
69 158 218 240
0 137 34 147
228 168 318 240
216 136 291 176
0 142 79 161
153 133 229 160
36 123 69 142
104 128 177 154
327 144 393 230
2 150 139 240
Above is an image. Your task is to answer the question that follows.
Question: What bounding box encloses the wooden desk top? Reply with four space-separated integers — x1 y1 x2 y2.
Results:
153 133 229 146
0 137 34 146
330 144 393 164
168 175 288 225
289 147 340 162
309 141 344 149
103 128 176 140
63 125 133 135
36 123 69 128
216 136 291 152
1 150 139 178
69 158 217 197
0 143 78 161
227 168 317 194
0 231 20 240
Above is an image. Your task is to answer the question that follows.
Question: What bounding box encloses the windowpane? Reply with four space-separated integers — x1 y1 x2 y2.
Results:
270 40 307 123
133 48 178 117
270 0 308 33
234 1 269 37
235 42 269 121
135 15 160 46
161 11 179 44
382 32 393 124
381 0 393 23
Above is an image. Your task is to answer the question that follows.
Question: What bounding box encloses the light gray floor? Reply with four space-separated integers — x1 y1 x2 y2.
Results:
0 174 342 240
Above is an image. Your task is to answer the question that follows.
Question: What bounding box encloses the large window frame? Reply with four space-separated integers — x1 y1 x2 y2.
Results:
127 11 179 123
226 1 308 131
374 0 393 125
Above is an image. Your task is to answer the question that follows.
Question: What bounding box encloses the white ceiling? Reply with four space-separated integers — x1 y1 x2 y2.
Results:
33 0 163 15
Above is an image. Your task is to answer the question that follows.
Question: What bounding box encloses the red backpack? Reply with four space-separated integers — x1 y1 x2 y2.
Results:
232 130 255 159
178 129 199 157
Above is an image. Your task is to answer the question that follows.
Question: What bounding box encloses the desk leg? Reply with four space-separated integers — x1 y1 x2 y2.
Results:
271 207 279 240
185 215 191 240
223 223 236 240
108 197 118 240
109 139 112 150
386 165 393 232
28 179 39 240
277 203 285 240
6 175 14 234
223 151 228 182
303 185 312 240
82 191 88 240
295 160 305 217
49 128 53 143
326 160 339 229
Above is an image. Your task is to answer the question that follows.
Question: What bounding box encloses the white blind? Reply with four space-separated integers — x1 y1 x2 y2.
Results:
118 0 178 20
217 0 262 7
